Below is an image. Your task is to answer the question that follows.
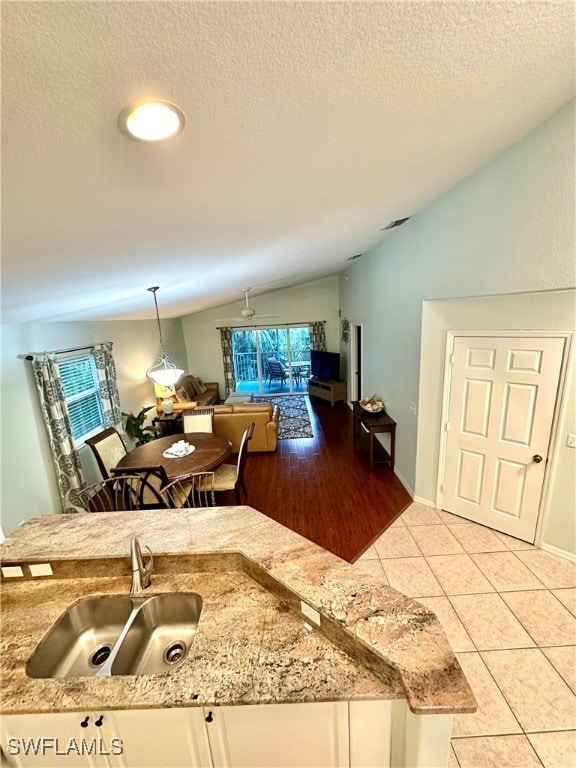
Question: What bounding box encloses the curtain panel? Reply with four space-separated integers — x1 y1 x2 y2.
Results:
219 327 237 396
31 354 85 514
93 342 128 447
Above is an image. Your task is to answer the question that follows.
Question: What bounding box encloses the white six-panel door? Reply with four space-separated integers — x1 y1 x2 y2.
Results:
442 335 565 542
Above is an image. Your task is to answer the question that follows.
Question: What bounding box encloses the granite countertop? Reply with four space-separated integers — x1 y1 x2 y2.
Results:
0 506 476 716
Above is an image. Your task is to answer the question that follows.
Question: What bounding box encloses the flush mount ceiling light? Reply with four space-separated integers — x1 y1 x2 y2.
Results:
146 286 184 387
118 100 185 142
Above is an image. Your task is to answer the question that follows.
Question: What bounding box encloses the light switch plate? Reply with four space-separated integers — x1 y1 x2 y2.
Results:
566 433 576 449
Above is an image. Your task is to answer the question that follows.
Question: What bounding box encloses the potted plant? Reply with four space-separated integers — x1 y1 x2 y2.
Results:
122 406 160 445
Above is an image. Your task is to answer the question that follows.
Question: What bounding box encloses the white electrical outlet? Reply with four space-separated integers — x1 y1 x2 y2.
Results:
409 402 417 415
566 433 576 449
2 566 24 578
300 601 321 626
29 563 53 577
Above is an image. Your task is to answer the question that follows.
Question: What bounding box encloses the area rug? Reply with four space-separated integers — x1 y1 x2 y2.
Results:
253 395 314 439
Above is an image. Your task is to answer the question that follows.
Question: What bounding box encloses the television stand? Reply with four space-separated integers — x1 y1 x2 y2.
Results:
308 377 346 406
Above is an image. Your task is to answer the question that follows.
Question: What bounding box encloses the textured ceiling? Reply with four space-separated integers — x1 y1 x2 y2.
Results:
2 1 574 322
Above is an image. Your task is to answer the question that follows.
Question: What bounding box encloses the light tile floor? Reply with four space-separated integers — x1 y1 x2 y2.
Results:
353 502 576 768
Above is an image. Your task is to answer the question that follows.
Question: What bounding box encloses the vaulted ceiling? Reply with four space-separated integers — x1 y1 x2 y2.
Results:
2 1 574 323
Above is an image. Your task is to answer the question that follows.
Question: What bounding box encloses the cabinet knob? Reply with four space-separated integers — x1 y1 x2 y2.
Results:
80 717 89 728
205 711 213 723
95 715 104 727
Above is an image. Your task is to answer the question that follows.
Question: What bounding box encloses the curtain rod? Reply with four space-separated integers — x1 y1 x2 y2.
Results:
18 342 110 361
216 320 326 330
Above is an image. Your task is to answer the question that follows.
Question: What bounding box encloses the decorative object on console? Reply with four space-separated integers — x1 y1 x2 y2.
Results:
161 398 174 415
360 395 385 413
340 317 350 344
145 286 184 387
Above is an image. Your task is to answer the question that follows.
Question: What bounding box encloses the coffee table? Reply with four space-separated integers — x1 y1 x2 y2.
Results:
224 391 254 404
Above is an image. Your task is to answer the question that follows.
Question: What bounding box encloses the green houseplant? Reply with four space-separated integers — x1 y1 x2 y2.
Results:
122 406 160 445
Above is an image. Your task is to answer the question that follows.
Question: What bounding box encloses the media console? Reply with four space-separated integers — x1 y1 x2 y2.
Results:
308 377 347 406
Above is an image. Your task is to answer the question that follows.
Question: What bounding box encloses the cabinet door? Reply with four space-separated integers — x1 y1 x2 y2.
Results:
107 708 211 768
205 702 350 768
0 712 111 768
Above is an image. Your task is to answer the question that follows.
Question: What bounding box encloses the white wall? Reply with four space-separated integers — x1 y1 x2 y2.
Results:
339 101 575 552
1 319 186 535
180 277 340 388
418 292 575 555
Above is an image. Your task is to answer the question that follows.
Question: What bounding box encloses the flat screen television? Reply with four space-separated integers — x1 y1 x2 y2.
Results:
310 350 340 381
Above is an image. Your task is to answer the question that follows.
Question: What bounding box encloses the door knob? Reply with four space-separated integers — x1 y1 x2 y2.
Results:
532 455 543 463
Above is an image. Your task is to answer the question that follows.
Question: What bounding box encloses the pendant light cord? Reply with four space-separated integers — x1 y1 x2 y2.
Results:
148 286 166 357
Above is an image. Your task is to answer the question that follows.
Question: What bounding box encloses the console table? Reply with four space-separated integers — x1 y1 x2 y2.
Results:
352 401 396 471
309 377 347 406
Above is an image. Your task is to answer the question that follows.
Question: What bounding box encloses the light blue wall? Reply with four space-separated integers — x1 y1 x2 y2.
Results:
339 101 575 551
1 319 186 535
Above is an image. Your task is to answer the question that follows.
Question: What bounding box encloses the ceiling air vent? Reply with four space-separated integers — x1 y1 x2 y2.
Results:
382 217 411 231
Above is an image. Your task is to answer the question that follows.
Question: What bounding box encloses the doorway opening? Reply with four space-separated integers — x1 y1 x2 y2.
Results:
231 326 311 395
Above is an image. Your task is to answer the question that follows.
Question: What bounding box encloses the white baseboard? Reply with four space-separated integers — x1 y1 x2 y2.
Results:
412 495 436 508
540 542 576 564
394 468 414 498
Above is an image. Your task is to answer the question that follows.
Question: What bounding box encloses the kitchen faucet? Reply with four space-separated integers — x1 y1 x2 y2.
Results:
130 537 154 594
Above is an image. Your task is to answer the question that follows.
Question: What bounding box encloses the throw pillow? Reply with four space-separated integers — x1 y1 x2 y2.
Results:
178 375 198 400
196 377 208 395
189 376 204 395
176 387 192 403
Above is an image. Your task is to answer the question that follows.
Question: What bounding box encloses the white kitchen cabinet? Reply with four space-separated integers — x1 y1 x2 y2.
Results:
110 708 211 768
1 700 452 768
0 712 115 768
204 702 350 768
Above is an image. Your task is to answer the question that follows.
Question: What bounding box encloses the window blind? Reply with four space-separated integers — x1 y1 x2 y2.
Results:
58 354 104 442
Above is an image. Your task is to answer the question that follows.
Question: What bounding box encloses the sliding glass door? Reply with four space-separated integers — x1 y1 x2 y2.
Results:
231 326 311 395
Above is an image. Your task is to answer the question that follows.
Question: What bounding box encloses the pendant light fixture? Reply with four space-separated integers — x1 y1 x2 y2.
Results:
146 286 184 387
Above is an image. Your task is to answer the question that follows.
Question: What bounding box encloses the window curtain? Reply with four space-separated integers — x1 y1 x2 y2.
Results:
31 354 85 514
93 342 127 447
219 327 236 396
309 321 327 351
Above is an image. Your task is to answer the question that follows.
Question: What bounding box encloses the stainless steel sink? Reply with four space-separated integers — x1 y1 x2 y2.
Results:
111 593 202 675
27 592 202 679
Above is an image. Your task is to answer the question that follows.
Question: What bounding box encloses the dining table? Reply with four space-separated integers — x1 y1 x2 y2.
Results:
114 432 232 481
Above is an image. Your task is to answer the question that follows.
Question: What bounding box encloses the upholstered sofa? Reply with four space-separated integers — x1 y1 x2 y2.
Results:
156 375 220 414
203 402 280 452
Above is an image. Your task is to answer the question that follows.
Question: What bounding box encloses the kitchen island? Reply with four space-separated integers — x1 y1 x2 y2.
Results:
0 506 475 767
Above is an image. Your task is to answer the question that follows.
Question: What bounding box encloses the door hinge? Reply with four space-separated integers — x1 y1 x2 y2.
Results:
449 353 454 365
444 422 449 432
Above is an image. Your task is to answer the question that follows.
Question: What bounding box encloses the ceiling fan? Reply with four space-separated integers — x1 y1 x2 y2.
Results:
215 288 278 324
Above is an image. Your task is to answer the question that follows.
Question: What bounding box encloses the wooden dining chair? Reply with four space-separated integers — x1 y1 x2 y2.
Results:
81 474 164 512
182 408 214 433
112 464 198 510
85 427 127 479
197 422 254 504
160 472 216 508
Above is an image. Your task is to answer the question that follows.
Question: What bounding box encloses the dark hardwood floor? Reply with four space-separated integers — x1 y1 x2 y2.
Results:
244 397 412 563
